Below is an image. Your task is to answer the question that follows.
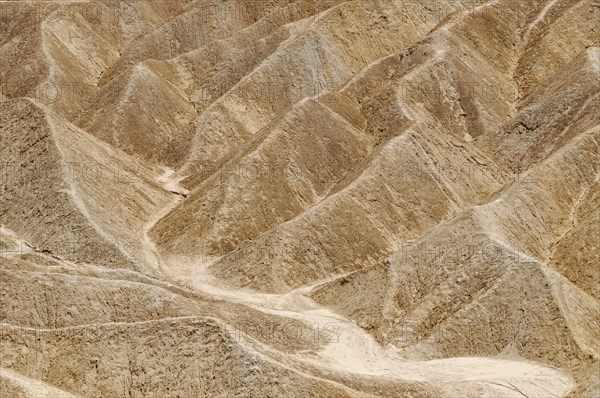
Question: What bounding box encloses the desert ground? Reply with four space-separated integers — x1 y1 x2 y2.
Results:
1 0 599 397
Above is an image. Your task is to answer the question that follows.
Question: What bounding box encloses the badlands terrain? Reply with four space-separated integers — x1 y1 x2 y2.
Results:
0 0 599 397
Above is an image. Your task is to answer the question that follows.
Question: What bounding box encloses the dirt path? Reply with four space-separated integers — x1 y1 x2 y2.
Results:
141 167 188 273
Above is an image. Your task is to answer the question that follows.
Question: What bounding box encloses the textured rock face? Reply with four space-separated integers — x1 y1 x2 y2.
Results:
0 0 598 397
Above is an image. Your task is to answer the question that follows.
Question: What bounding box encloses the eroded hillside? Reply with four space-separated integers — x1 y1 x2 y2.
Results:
1 0 598 397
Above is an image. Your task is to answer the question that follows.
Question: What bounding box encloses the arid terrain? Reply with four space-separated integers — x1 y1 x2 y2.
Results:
1 0 599 397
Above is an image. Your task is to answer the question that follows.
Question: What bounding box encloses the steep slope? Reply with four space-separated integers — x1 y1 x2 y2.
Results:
0 99 170 271
0 0 195 116
0 368 79 398
75 62 197 166
0 4 48 99
175 0 483 189
0 264 198 328
207 120 509 292
514 0 599 101
478 47 600 172
551 205 600 299
150 98 374 259
0 317 368 398
96 0 329 85
311 127 599 394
